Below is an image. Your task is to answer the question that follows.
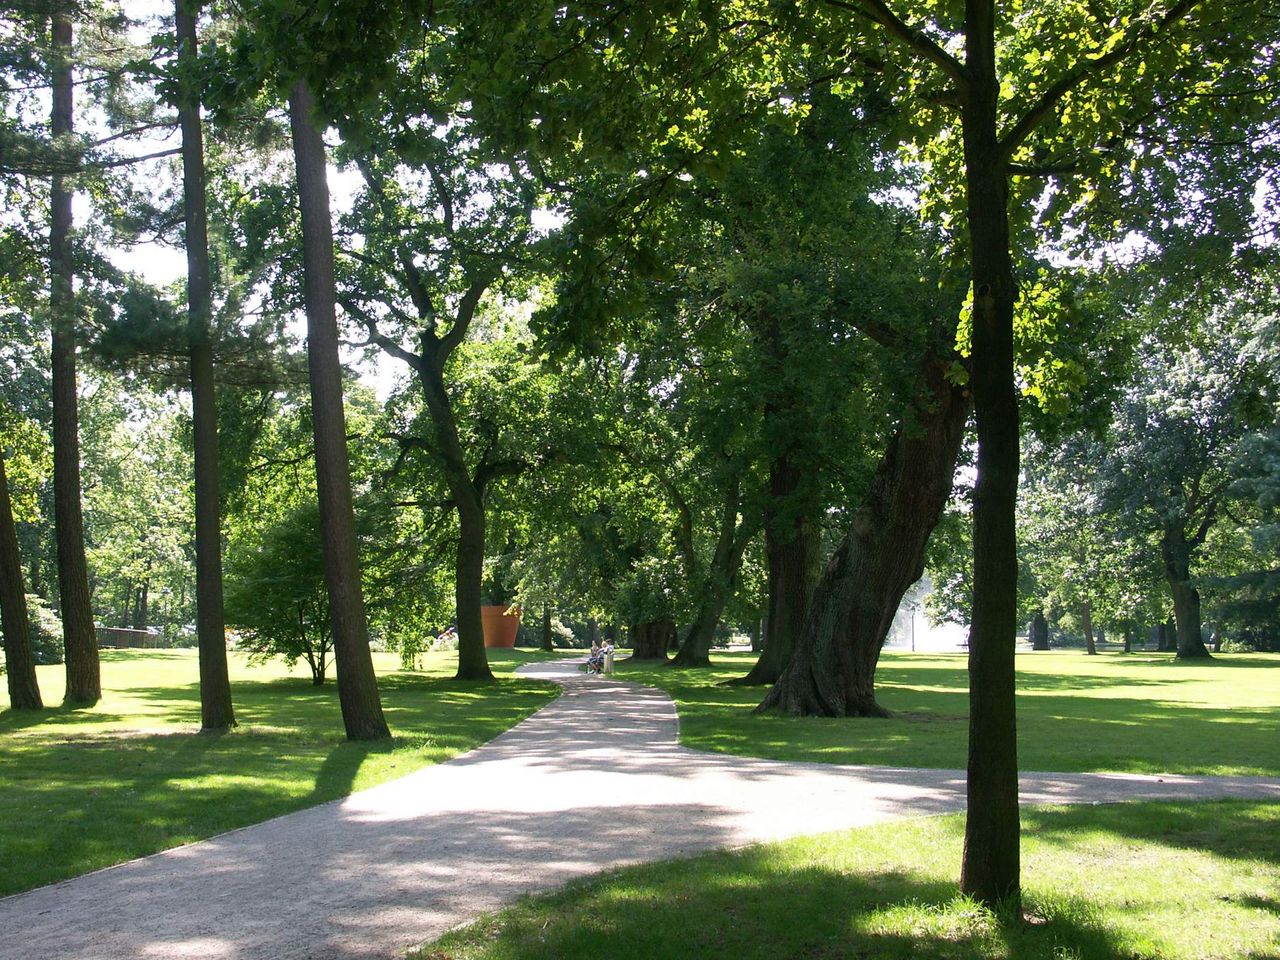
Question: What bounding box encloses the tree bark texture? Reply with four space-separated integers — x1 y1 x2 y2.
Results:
758 360 969 716
959 0 1021 910
1082 600 1096 655
0 453 42 709
1030 610 1049 651
1162 524 1211 659
288 80 389 740
669 478 753 668
416 361 494 681
49 13 100 706
631 618 675 659
733 454 820 686
177 0 235 731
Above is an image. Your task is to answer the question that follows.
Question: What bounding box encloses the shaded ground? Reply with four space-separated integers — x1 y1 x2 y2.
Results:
0 659 1276 960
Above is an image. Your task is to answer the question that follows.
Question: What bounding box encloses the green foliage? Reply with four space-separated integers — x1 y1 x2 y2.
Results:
224 500 332 684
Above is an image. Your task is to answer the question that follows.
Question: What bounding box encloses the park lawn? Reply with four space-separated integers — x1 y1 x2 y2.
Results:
0 647 561 897
424 799 1280 960
615 650 1280 777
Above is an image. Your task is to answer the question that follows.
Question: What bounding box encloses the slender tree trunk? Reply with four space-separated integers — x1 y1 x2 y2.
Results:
1082 600 1096 655
540 606 553 651
733 457 820 685
1030 610 1049 651
176 0 234 731
758 361 969 716
670 477 753 668
1162 524 1210 659
132 579 149 631
0 452 42 709
49 12 99 705
1157 619 1175 652
288 79 389 740
1123 623 1134 654
958 0 1021 910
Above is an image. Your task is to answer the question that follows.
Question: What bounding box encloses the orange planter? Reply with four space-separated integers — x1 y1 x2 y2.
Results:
481 604 522 648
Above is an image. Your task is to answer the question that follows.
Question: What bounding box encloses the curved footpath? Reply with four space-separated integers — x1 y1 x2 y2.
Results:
3 659 1278 960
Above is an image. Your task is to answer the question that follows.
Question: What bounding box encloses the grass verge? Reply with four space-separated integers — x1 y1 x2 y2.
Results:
422 799 1280 960
0 647 560 897
615 650 1280 777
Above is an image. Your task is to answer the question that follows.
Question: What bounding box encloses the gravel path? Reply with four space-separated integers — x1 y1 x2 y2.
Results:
3 658 1277 960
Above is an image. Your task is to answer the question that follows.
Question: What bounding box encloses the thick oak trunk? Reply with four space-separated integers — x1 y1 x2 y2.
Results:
0 452 42 709
1162 525 1210 660
631 618 675 659
288 80 389 740
49 13 99 705
177 0 235 731
758 362 968 716
959 0 1021 910
733 456 820 686
1030 610 1049 651
454 495 491 679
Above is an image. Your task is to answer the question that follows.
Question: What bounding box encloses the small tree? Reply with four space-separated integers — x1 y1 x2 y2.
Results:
224 502 332 685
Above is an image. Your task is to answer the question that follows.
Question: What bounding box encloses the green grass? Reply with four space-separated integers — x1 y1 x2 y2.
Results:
0 647 561 897
616 650 1280 777
423 799 1280 960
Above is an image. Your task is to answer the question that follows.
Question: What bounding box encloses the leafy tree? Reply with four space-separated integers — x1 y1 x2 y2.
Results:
1092 299 1278 658
225 501 332 685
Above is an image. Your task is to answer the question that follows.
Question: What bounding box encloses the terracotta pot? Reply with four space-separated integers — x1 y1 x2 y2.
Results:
481 604 522 648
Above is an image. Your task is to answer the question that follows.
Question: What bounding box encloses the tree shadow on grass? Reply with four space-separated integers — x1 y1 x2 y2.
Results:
430 846 1129 960
1022 799 1280 869
0 673 556 898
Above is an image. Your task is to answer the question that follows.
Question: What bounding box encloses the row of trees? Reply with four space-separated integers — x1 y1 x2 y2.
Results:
3 0 1278 913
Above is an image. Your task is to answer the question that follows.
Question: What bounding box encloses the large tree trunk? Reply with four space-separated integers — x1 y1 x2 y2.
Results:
1162 524 1210 660
757 360 969 716
453 493 491 679
288 79 389 740
959 0 1021 910
733 456 820 686
1030 610 1049 651
0 452 42 709
177 0 235 731
669 479 753 668
49 13 100 706
1082 600 1096 655
631 618 674 659
416 361 493 681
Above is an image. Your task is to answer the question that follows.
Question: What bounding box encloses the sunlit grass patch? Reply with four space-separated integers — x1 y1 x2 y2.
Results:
617 651 1280 776
0 647 560 896
421 800 1280 960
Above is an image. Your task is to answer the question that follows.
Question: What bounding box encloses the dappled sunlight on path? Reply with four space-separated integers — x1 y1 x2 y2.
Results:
1 657 1277 960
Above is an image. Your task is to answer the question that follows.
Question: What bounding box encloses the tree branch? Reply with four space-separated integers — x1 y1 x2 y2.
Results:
998 0 1204 162
821 0 968 89
337 295 426 373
